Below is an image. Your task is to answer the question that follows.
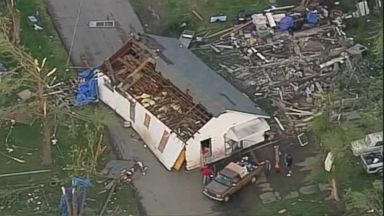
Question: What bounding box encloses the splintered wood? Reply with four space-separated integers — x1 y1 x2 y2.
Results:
206 22 369 135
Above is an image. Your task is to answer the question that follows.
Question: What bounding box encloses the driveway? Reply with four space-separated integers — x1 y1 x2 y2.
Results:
105 116 218 216
46 0 143 67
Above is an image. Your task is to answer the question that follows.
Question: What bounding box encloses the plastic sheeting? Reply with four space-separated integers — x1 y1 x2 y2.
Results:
73 69 99 106
305 11 318 24
58 177 91 216
278 16 294 32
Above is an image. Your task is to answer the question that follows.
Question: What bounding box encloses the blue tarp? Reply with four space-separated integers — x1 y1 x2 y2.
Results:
73 69 99 106
59 177 91 216
58 188 85 216
278 16 294 32
72 176 92 188
305 11 318 24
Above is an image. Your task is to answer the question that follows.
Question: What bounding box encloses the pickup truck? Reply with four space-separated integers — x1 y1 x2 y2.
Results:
360 150 383 176
351 131 383 156
202 160 265 202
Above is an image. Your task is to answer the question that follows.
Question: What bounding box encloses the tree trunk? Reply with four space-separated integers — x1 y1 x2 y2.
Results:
329 177 340 201
326 165 340 201
37 69 52 166
41 116 52 166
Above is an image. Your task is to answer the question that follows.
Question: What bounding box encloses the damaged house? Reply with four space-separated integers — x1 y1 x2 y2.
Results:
97 36 270 171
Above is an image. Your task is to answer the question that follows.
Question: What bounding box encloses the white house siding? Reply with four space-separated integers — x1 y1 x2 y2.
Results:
185 112 269 170
97 74 184 170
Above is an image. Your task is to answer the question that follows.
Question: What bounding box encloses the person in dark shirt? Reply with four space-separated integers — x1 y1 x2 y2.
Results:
284 153 293 176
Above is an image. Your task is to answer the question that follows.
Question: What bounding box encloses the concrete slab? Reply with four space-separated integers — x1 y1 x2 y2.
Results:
318 183 332 192
299 184 318 195
256 175 268 184
283 191 299 199
259 192 277 204
258 183 272 188
261 187 274 192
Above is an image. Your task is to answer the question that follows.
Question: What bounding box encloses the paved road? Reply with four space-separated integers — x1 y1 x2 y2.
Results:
46 0 143 67
105 116 218 216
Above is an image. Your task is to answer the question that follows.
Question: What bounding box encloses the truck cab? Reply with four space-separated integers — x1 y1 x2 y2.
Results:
203 160 264 202
360 150 383 176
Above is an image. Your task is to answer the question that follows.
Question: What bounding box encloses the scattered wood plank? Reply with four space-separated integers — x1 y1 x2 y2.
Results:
220 20 253 39
99 180 117 216
286 107 313 115
0 150 25 163
209 44 221 53
0 169 51 178
214 44 234 49
206 27 234 39
274 117 285 131
192 10 204 21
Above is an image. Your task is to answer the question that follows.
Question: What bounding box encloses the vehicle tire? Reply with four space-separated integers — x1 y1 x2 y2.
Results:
378 169 383 177
223 196 230 202
251 176 257 184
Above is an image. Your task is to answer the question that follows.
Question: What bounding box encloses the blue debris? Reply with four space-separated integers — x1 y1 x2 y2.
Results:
73 69 99 106
305 10 318 26
72 176 92 188
59 177 91 216
58 188 86 216
78 68 94 79
278 16 294 32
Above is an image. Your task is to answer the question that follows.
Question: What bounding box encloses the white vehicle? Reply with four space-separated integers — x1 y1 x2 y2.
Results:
351 131 383 156
360 150 383 176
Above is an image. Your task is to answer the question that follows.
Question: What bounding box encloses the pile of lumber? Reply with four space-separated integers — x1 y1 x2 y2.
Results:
200 13 369 135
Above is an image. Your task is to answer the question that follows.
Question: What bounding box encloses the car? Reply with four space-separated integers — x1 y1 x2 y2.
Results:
360 150 383 176
351 131 383 156
202 159 266 202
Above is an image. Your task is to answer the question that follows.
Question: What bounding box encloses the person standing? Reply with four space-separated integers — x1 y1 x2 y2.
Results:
201 165 213 185
284 153 293 176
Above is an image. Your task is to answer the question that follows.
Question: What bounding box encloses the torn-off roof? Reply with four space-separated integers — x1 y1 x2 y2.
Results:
148 35 267 117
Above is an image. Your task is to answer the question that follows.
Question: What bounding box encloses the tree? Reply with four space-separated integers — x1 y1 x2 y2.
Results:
0 15 57 165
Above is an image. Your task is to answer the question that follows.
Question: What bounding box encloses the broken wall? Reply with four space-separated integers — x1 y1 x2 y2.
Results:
98 74 184 170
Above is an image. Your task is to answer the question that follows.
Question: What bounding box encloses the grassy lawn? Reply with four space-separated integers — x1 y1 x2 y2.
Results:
0 118 139 215
0 1 140 215
15 0 72 79
131 0 268 36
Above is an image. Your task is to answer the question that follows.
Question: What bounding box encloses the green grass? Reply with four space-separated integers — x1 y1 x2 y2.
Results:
15 0 72 79
263 194 341 216
0 121 140 215
131 0 268 36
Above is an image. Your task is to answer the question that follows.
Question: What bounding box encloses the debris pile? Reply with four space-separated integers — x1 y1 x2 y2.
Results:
200 4 371 135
